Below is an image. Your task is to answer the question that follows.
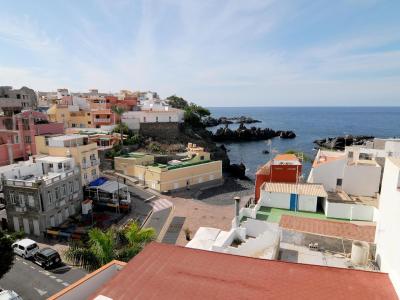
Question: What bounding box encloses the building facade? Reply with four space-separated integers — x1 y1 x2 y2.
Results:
35 135 100 186
2 156 83 236
255 154 302 201
375 157 400 295
0 86 37 114
115 144 222 192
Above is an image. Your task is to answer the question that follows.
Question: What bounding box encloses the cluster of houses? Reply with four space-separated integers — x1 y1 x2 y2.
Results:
0 86 222 240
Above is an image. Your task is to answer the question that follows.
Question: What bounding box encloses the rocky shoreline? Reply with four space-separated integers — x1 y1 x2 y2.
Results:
203 116 261 127
314 135 374 150
213 123 296 142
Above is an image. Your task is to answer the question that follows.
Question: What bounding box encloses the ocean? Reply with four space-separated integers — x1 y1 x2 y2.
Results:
207 107 400 180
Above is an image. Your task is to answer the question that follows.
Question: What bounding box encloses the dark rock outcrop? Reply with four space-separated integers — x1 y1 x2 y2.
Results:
212 123 295 142
313 135 374 150
278 130 296 139
228 163 247 179
203 116 261 127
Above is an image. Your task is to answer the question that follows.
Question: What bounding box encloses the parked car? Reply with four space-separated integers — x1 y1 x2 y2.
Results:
0 289 23 300
33 247 62 269
11 239 39 259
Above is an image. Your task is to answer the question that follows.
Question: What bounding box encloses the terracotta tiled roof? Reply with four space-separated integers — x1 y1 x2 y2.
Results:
280 215 376 242
89 242 396 300
263 182 328 197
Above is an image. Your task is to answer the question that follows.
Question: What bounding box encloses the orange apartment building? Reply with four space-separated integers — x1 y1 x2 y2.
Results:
255 154 302 201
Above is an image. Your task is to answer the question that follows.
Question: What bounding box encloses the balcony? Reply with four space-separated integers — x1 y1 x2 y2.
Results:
94 118 111 123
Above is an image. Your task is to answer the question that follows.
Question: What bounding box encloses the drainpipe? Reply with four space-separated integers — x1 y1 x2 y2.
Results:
234 196 240 228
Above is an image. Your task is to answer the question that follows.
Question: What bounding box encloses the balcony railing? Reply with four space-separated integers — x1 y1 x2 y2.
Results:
94 118 111 123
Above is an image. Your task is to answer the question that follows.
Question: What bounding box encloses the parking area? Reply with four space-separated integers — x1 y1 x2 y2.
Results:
0 256 86 300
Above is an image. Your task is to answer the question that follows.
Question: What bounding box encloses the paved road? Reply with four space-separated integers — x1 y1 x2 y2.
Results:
0 256 87 300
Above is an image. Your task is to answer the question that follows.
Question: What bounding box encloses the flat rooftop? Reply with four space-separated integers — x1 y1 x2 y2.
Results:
313 150 345 167
280 215 376 243
49 134 88 141
327 191 379 208
89 242 397 300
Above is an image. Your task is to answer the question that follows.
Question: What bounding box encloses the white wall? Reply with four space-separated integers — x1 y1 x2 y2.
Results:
324 200 375 221
343 164 381 197
308 158 346 192
259 191 290 209
298 195 317 212
123 110 184 124
375 159 400 297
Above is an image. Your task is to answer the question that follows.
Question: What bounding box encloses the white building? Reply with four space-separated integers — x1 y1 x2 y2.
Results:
186 219 280 260
259 182 327 212
122 99 184 130
375 157 400 295
308 149 381 197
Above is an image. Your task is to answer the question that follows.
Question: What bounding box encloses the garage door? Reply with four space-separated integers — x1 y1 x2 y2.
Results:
33 220 40 236
23 218 30 235
13 217 20 232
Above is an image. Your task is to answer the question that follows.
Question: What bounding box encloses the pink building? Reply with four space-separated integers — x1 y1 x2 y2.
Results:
0 110 64 166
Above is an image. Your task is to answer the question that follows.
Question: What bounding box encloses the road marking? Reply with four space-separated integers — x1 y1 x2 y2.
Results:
44 271 51 276
62 282 69 287
49 275 56 279
16 257 20 261
30 266 35 269
150 199 173 212
34 287 48 296
22 261 28 265
56 279 63 283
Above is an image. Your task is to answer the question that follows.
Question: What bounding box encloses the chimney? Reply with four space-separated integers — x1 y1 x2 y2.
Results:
234 196 240 228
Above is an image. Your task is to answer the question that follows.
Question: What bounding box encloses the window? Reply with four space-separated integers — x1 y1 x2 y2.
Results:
19 194 25 206
69 181 73 193
348 151 353 159
28 195 35 207
62 184 66 196
24 136 31 143
156 116 159 122
74 178 79 192
48 191 53 203
55 187 60 200
14 135 19 144
169 116 172 122
91 169 97 176
84 173 88 180
88 121 91 125
72 123 76 128
143 116 146 123
9 192 15 204
58 163 63 170
45 138 49 146
336 178 343 186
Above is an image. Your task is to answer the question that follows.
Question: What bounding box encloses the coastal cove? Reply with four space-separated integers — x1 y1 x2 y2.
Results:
208 107 400 180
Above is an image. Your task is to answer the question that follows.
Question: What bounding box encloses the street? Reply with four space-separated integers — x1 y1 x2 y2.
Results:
0 256 87 300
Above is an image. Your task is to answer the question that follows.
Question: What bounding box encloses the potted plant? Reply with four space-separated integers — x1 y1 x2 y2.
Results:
184 228 192 241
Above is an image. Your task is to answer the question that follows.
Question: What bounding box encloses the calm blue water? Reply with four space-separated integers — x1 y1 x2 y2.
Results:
208 107 400 180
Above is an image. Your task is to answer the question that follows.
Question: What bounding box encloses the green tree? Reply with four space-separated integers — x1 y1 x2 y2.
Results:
111 106 127 145
0 230 15 279
184 103 211 127
65 221 155 271
166 95 188 109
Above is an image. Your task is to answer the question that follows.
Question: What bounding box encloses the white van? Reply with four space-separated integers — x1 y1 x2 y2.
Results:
12 238 39 259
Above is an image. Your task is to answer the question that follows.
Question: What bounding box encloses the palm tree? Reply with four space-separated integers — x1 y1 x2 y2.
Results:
111 106 126 145
65 221 156 271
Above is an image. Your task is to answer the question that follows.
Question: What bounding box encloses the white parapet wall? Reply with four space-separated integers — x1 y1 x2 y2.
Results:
324 200 376 221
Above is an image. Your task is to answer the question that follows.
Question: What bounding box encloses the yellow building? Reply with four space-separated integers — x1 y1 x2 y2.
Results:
35 134 100 186
114 144 222 192
47 104 93 128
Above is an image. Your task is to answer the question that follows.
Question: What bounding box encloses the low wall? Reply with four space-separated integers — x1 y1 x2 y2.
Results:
139 122 181 139
325 200 375 221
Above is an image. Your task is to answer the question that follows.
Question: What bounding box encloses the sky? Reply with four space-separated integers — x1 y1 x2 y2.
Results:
0 0 400 106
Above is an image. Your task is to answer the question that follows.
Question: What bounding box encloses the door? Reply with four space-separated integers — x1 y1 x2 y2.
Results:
13 217 20 232
33 220 40 236
290 194 298 211
50 216 55 227
23 218 30 234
